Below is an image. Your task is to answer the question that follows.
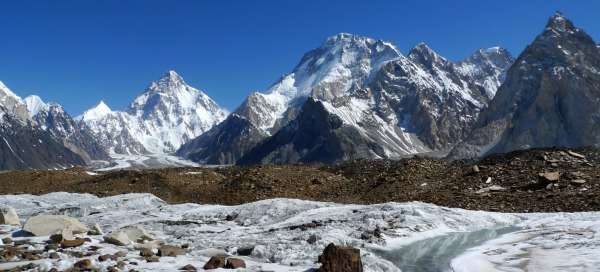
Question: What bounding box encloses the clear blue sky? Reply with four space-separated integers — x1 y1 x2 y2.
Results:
0 0 598 115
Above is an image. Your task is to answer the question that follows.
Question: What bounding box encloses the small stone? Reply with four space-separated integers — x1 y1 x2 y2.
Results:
546 183 554 190
139 248 154 257
98 254 116 262
116 261 127 269
567 150 586 159
0 206 20 226
61 238 85 248
104 225 153 246
472 165 480 173
158 245 186 257
307 234 319 244
180 264 197 271
236 246 254 256
571 179 587 185
74 259 93 270
88 223 104 235
145 256 160 262
203 255 227 269
539 172 560 182
225 257 246 269
49 252 60 259
2 237 13 245
485 177 492 184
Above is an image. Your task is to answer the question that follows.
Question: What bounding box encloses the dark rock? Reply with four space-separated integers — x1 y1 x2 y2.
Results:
180 264 197 271
2 237 12 245
317 243 363 272
236 246 254 256
139 248 154 257
145 256 160 262
73 259 93 270
203 255 227 269
307 234 319 244
225 257 246 269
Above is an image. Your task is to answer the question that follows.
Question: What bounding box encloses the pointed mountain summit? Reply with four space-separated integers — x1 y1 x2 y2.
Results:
79 71 228 154
450 12 600 158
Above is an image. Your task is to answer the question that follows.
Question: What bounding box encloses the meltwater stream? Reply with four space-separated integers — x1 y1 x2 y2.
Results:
374 227 519 272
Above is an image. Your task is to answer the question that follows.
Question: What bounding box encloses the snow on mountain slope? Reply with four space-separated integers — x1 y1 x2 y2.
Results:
79 71 229 155
25 95 109 161
237 33 402 133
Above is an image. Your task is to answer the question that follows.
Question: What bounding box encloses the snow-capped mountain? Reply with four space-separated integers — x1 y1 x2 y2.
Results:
79 71 228 154
238 33 402 132
24 95 109 162
450 12 600 158
233 41 513 164
0 81 86 169
179 33 403 164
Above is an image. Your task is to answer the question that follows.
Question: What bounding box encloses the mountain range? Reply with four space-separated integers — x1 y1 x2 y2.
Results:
0 12 598 170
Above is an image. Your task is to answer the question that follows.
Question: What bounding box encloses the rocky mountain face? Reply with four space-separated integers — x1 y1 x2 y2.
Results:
178 34 403 164
0 82 86 170
177 114 268 165
24 95 109 162
232 37 513 165
237 98 386 165
450 13 600 159
79 71 228 154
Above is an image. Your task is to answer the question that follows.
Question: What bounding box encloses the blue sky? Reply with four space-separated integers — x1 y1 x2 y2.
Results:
0 0 598 115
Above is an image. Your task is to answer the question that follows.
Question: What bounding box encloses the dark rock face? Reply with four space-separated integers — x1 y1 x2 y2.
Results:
317 243 363 272
451 13 600 158
31 103 109 162
0 113 85 170
177 114 268 165
237 98 385 165
203 255 227 269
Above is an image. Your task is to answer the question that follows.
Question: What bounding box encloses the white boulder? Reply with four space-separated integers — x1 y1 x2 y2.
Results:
23 215 88 236
0 206 20 226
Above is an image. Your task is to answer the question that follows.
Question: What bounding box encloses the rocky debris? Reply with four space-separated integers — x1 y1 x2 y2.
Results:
145 255 160 262
236 246 254 256
98 254 117 262
567 150 586 159
317 243 363 272
203 255 227 269
158 245 186 257
0 205 20 226
23 215 88 236
225 257 246 269
180 264 197 271
307 234 319 244
104 225 153 246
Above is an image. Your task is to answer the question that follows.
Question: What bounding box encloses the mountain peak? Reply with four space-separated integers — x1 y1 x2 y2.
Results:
408 42 447 65
149 70 186 91
0 81 20 100
546 11 576 33
24 95 49 116
80 100 112 121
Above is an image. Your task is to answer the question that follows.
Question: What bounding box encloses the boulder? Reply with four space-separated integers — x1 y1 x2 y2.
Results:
571 179 587 185
0 206 20 226
74 259 93 270
225 257 246 269
158 245 186 257
539 172 560 182
104 225 154 246
236 246 254 256
139 248 154 257
180 264 197 271
317 243 363 272
203 255 227 269
23 215 88 236
88 224 104 235
61 238 86 248
567 150 586 159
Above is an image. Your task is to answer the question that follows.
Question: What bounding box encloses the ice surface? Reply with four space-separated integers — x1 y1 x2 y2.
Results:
1 193 598 271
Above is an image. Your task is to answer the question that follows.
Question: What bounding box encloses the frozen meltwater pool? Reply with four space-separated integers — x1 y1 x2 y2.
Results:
374 227 519 272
